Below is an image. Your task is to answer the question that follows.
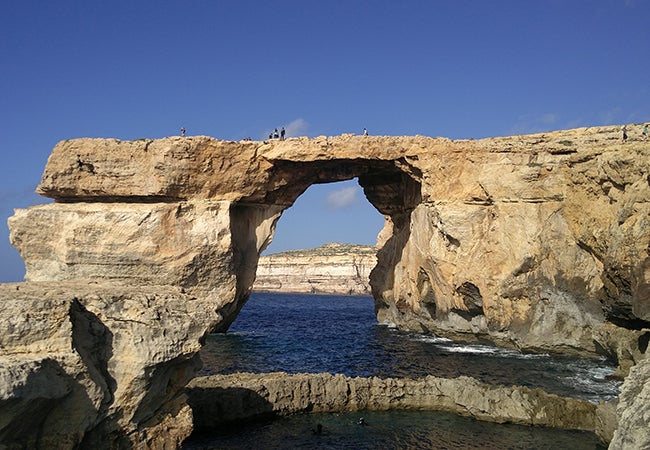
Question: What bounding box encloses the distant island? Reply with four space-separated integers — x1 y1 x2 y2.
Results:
253 242 376 295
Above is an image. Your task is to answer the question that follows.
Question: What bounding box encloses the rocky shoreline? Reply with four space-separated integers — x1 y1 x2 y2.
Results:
186 372 615 443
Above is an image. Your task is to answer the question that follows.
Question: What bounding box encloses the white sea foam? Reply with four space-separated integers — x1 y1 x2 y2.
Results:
516 352 550 360
378 321 398 328
587 365 617 380
413 335 453 344
558 364 621 402
437 344 502 354
435 343 548 359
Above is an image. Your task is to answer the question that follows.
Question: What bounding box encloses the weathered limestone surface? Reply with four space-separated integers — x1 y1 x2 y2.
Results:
10 200 234 289
254 243 376 295
609 354 650 449
4 125 650 447
0 282 219 449
19 127 650 360
186 372 608 437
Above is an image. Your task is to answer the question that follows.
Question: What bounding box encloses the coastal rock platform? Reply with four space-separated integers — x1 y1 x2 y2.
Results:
187 372 614 442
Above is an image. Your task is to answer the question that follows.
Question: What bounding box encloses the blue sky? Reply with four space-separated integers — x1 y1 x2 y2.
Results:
1 1 649 282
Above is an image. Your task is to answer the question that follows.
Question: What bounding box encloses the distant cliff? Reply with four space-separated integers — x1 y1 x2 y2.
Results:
253 243 376 295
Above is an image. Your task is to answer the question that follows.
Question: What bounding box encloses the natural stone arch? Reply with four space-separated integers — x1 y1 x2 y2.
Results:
223 158 423 331
11 131 650 353
5 127 650 447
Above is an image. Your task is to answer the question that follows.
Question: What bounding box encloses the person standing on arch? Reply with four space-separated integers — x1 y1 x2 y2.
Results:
281 127 285 140
363 127 368 136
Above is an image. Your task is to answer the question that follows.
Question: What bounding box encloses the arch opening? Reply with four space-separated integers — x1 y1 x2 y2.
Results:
220 159 423 332
261 179 383 256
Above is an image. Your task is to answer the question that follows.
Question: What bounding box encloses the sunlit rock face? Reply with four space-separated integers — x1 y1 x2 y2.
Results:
5 126 650 446
0 282 218 449
609 354 650 449
13 129 650 358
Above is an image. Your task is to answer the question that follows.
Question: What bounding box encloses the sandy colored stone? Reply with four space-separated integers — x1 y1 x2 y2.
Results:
19 126 650 358
0 282 218 449
5 124 650 447
609 355 650 449
187 372 598 432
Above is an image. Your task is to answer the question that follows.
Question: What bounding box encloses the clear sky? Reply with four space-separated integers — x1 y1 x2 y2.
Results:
1 1 649 282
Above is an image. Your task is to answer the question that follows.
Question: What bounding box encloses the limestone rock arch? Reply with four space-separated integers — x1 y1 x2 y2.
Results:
11 136 429 332
5 127 650 447
227 157 422 330
10 131 650 352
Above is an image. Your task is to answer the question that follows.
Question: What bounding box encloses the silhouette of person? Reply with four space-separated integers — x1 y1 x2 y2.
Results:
281 127 285 140
181 127 186 137
622 125 628 142
643 124 648 141
363 128 368 136
273 128 279 139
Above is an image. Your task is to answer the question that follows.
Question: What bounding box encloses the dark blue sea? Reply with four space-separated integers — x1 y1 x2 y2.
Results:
184 293 616 449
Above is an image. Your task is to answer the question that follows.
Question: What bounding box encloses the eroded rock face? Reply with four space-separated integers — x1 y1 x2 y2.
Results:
0 282 219 449
609 354 650 449
10 129 650 361
18 130 650 356
5 126 650 446
186 372 603 434
10 201 233 288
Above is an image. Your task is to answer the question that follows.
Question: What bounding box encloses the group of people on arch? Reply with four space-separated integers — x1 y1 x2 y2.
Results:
269 127 286 140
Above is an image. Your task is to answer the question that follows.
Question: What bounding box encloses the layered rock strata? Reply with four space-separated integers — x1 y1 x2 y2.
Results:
187 372 613 442
253 243 376 295
4 125 650 446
